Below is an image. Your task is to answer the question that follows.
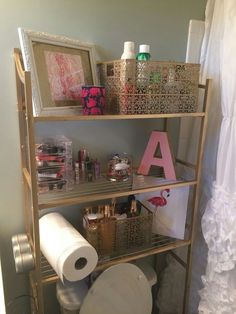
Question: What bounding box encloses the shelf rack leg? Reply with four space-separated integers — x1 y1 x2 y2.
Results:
182 79 212 313
15 48 45 314
24 71 45 314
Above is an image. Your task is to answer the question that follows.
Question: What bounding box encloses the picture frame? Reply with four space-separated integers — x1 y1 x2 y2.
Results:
18 28 98 116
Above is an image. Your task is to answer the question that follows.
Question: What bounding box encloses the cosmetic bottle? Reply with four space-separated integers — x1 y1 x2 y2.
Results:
84 213 99 250
83 207 93 228
103 205 111 222
130 200 139 217
86 159 93 182
110 198 116 217
100 204 116 254
80 161 86 182
136 45 151 93
78 148 87 163
93 159 101 180
136 44 151 61
74 161 80 184
121 41 136 60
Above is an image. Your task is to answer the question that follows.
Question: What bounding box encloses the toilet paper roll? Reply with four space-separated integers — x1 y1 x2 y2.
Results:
39 212 98 282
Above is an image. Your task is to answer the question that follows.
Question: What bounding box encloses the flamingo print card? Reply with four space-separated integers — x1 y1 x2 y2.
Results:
136 186 189 239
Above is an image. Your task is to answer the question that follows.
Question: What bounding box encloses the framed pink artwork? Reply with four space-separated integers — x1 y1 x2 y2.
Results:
18 28 98 116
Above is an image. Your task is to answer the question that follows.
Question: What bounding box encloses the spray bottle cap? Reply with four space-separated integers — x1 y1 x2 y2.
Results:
139 44 150 53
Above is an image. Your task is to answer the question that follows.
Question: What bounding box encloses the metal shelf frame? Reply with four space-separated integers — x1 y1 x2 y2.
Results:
41 235 190 285
14 47 211 314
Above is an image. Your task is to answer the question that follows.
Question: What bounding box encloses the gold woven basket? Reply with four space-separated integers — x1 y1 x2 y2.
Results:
98 59 200 115
84 200 153 256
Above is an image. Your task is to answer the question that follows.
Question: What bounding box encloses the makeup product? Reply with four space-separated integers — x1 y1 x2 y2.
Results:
79 148 87 163
75 161 80 184
130 200 139 217
80 161 86 182
103 205 110 221
93 159 101 180
84 207 93 215
84 207 104 226
85 157 93 182
83 209 103 253
98 205 105 215
110 198 116 217
77 148 101 183
100 205 116 255
83 207 93 228
35 137 73 193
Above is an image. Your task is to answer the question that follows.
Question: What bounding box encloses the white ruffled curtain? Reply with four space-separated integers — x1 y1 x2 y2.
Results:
157 0 236 313
199 0 236 313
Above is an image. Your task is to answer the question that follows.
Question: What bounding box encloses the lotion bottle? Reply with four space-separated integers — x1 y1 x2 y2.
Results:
121 41 136 59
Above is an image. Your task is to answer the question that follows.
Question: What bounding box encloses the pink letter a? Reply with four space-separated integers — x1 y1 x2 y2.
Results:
137 131 176 180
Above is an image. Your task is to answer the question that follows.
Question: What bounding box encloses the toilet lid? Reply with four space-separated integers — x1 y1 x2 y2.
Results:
80 263 152 314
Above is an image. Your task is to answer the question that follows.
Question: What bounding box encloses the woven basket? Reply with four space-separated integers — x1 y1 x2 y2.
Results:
98 59 200 114
84 201 152 256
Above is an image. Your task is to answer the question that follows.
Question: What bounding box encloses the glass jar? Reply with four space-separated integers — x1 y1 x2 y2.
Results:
107 153 132 182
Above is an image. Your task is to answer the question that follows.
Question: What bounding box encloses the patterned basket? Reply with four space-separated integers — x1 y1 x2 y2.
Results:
98 60 200 114
84 200 153 256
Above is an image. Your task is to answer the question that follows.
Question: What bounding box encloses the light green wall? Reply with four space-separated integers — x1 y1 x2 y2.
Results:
0 0 206 312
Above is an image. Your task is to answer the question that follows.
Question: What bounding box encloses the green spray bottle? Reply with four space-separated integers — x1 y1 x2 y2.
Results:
136 44 151 60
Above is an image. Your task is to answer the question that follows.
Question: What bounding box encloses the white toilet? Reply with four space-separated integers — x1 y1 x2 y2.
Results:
57 262 154 314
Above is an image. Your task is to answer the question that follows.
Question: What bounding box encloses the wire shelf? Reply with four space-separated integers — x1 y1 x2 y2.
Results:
40 234 190 285
38 175 196 209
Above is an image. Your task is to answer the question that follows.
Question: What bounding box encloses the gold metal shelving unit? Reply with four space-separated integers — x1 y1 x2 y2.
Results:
14 48 211 314
41 235 190 285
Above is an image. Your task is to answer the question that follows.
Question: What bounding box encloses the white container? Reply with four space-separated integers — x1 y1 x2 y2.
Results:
133 260 157 287
56 280 88 314
121 41 136 59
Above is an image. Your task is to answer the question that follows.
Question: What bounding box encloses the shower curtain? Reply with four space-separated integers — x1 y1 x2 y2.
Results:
199 0 236 312
157 0 236 313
